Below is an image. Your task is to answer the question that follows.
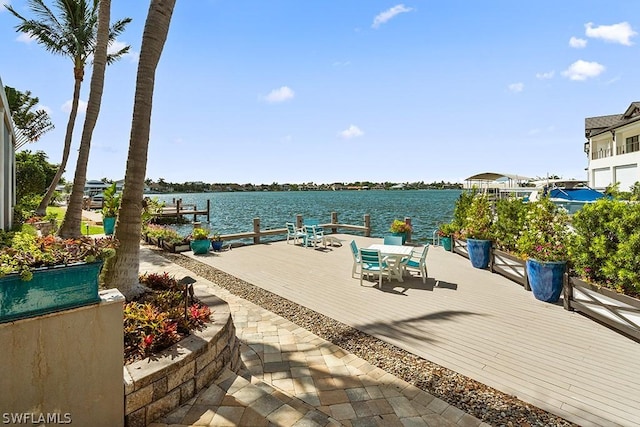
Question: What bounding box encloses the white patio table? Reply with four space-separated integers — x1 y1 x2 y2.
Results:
366 244 413 282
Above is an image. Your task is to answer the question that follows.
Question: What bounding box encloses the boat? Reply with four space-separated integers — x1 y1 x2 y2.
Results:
530 179 607 214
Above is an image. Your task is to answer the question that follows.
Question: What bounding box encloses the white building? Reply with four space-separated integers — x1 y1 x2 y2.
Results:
0 76 16 231
585 102 640 191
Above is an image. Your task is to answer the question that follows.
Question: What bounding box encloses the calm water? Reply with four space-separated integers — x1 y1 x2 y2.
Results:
150 190 461 245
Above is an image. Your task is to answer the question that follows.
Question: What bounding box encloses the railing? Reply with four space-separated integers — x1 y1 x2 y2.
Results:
218 212 374 244
616 140 640 156
450 238 640 342
591 148 612 160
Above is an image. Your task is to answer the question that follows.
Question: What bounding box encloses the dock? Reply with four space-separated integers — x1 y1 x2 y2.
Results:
155 199 210 222
180 234 640 427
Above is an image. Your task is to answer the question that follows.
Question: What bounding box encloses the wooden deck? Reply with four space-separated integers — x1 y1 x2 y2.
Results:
181 234 640 427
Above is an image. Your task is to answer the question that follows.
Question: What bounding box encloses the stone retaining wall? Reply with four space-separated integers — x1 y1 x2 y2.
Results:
123 293 240 427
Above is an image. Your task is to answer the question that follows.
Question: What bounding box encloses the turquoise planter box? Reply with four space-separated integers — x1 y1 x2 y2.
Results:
0 262 102 323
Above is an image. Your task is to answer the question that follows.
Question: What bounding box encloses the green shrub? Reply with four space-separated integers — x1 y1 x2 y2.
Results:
462 193 493 240
516 197 570 262
452 188 477 232
493 197 530 252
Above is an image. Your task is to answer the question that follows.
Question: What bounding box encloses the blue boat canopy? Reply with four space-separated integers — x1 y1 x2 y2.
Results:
548 188 605 202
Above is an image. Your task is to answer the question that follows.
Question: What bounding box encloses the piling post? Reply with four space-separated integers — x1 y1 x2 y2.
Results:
364 214 371 237
206 199 210 222
296 214 303 229
331 212 338 234
562 270 573 311
404 217 412 243
176 199 182 221
253 218 261 244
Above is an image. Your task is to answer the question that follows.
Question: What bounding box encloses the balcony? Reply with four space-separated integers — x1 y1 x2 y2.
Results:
616 140 640 155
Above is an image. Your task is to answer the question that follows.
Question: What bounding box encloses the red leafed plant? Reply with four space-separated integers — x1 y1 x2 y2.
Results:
124 272 212 363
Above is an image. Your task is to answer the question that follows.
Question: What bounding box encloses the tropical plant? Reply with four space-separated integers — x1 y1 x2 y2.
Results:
389 219 412 233
462 193 494 240
6 0 131 216
211 232 222 242
436 223 458 238
59 0 116 237
101 182 121 218
191 228 209 241
124 272 211 362
492 197 530 252
516 197 571 262
0 231 117 281
102 0 177 300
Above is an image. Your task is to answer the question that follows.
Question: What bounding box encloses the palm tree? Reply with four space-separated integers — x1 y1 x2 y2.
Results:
4 86 54 149
102 0 176 299
5 0 131 216
57 0 111 238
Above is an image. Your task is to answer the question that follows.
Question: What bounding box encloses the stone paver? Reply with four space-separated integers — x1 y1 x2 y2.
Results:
140 247 484 427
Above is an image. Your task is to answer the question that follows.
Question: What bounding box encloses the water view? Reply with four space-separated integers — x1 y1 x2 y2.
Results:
149 189 462 245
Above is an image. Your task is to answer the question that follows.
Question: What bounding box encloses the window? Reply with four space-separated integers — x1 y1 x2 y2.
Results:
626 135 639 154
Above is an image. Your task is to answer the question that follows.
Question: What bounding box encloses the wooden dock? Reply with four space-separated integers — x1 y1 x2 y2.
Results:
156 199 210 222
181 234 640 427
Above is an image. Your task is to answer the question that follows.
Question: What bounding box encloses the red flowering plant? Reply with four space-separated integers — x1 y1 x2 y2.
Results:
516 197 571 262
124 272 212 363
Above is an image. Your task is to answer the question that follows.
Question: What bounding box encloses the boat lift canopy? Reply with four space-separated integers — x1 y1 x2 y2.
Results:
464 172 533 190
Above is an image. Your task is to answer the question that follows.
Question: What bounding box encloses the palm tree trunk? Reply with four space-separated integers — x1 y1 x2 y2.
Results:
101 0 176 299
35 71 83 216
58 0 111 238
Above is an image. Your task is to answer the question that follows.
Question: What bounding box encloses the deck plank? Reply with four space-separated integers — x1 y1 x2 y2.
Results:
182 235 640 427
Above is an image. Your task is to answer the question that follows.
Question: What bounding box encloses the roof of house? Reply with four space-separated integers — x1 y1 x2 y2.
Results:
586 102 640 137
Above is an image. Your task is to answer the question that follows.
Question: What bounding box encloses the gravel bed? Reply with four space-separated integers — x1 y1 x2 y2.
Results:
159 250 575 427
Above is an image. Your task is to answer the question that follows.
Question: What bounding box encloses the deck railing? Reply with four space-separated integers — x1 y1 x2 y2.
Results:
218 212 375 244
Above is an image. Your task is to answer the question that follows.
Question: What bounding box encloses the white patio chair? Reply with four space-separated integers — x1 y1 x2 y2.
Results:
401 245 429 283
286 222 305 245
303 225 325 248
359 248 390 287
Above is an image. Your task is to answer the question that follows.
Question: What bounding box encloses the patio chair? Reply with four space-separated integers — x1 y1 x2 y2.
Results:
303 225 325 248
359 248 390 287
401 245 429 283
286 222 305 245
350 240 361 278
383 235 403 245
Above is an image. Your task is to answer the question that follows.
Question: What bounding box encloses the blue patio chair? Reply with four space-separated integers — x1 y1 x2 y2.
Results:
286 222 305 245
383 235 403 245
303 225 325 248
350 240 361 278
401 245 429 283
359 248 390 287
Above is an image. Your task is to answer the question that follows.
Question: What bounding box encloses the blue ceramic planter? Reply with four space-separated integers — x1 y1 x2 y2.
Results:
103 216 116 235
526 259 566 303
211 241 224 251
190 239 211 254
467 239 491 269
440 237 452 251
0 262 102 323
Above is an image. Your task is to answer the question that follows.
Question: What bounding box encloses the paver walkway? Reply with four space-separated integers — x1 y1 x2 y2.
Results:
139 248 485 427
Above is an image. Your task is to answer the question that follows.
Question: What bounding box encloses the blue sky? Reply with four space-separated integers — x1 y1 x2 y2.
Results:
1 1 639 185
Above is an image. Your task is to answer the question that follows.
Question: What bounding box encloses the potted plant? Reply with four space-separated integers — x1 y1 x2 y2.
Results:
517 197 570 303
101 183 121 236
0 231 117 322
211 232 224 251
189 227 210 254
436 223 458 251
462 193 494 269
389 219 412 244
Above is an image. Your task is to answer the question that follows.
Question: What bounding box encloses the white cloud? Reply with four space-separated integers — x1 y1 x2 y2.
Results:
264 86 295 103
372 4 413 29
561 60 605 81
62 99 87 115
585 22 637 46
508 82 524 93
339 125 364 139
569 36 587 48
536 70 555 79
16 32 36 44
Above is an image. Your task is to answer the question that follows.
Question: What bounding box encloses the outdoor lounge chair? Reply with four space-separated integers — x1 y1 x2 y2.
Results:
350 240 360 278
401 245 429 283
303 225 325 248
286 222 305 245
359 248 390 287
